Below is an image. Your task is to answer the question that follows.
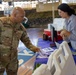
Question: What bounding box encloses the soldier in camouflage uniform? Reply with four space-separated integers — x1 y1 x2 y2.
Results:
0 7 40 75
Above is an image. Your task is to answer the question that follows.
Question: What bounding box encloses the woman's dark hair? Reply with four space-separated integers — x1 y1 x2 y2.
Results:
58 3 75 16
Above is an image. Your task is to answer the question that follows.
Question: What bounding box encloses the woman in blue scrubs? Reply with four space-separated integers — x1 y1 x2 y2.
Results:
57 3 76 50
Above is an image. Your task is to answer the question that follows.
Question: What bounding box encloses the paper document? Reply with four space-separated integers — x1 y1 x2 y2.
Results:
39 47 54 55
36 47 55 58
37 52 48 58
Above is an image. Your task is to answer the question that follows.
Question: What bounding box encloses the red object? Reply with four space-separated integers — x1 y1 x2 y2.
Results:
57 31 63 41
44 29 51 36
43 29 62 41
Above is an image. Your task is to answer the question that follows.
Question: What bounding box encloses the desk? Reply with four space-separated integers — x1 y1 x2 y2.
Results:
34 38 56 68
35 38 76 66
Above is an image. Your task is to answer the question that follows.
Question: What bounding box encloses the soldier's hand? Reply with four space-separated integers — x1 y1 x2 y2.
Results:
34 47 40 52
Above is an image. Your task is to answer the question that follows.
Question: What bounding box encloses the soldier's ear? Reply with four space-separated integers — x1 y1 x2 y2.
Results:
13 13 17 17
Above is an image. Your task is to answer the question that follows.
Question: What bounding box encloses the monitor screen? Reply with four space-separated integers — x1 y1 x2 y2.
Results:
50 25 57 47
51 25 57 42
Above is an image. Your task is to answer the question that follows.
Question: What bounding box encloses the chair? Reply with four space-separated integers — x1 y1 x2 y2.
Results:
32 50 57 75
47 41 76 75
32 41 76 75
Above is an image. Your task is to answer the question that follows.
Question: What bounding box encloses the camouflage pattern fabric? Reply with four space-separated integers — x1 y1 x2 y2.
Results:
0 17 37 75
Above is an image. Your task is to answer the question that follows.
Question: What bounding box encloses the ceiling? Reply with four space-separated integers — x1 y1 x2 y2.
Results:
2 0 37 1
2 0 52 2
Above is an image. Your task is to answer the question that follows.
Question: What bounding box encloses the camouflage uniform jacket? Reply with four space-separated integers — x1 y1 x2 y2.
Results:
0 17 37 58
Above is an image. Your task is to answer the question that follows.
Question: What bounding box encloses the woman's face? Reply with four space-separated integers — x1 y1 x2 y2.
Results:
58 9 68 18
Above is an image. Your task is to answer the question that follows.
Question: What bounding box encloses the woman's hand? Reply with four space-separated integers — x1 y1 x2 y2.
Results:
60 29 71 40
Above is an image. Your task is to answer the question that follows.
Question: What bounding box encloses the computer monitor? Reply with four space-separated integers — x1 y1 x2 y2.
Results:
50 25 57 47
51 25 57 42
